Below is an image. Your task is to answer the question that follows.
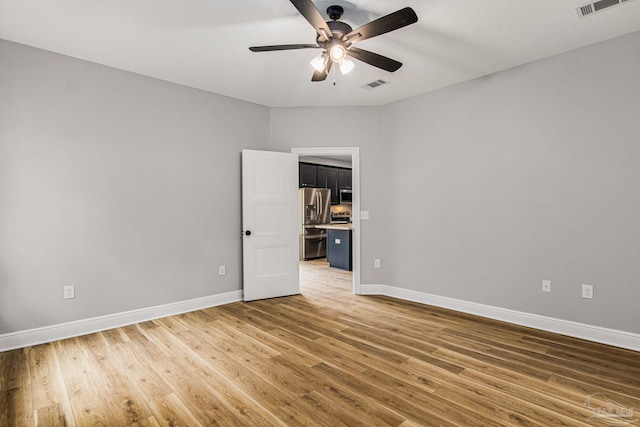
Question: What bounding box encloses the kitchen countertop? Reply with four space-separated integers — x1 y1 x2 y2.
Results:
315 223 353 231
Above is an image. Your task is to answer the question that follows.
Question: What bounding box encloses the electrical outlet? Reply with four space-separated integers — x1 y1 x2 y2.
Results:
542 280 551 292
360 211 370 220
582 284 594 299
374 259 381 268
218 265 226 276
63 285 75 300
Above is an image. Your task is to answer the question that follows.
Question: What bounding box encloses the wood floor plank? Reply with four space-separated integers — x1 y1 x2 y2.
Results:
176 329 328 427
34 403 66 427
146 393 203 427
2 258 639 426
53 339 91 380
150 362 248 426
1 348 34 425
445 327 640 391
285 360 406 427
106 341 173 403
195 367 289 427
310 362 457 427
89 347 152 425
299 390 377 427
457 368 594 424
66 357 147 426
142 326 211 372
1 348 28 392
214 313 323 368
262 301 351 334
2 387 34 427
547 373 640 409
27 344 68 412
215 367 326 426
99 328 130 346
269 327 370 374
210 319 282 359
64 374 111 427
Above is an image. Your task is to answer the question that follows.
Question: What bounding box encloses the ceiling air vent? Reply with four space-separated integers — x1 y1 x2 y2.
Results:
576 0 635 17
362 79 389 90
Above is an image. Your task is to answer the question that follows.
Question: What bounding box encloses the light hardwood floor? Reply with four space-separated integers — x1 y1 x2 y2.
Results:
2 259 639 426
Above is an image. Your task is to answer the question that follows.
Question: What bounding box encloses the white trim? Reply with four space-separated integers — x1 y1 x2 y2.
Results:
360 284 640 352
0 291 242 352
298 156 351 168
291 147 361 294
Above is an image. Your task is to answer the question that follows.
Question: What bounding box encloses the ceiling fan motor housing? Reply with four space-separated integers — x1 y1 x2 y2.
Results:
327 20 353 36
327 5 344 20
316 20 353 47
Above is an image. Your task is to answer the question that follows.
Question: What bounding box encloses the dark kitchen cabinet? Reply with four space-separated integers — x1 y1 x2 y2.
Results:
299 163 317 187
299 162 352 204
317 166 339 204
338 169 352 190
327 229 352 271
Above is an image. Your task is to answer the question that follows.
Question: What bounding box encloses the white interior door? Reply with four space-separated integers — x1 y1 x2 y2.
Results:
242 149 299 301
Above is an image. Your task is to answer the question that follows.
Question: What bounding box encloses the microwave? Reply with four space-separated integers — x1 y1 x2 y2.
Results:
339 189 352 204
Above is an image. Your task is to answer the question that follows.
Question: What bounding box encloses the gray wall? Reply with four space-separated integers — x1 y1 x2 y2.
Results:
0 40 269 333
385 31 640 333
2 30 639 336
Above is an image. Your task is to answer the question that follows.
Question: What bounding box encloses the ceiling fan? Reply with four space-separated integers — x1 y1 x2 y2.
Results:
249 0 418 82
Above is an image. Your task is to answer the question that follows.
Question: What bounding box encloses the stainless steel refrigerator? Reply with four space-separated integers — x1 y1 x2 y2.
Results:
299 188 331 260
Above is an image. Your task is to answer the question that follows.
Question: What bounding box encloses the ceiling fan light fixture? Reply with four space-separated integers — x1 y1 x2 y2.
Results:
329 44 347 63
248 1 418 82
339 56 355 75
310 52 328 72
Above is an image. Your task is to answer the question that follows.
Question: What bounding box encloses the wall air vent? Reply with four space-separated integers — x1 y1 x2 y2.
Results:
576 0 635 17
362 79 389 90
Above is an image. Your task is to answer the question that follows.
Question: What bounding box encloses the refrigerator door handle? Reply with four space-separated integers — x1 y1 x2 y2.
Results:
304 234 326 240
315 192 321 218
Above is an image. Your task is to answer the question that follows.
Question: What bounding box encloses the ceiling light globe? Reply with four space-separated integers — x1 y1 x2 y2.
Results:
329 45 346 63
339 57 355 75
310 52 327 72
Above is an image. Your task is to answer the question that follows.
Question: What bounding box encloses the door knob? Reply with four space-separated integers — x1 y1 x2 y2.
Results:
245 230 252 236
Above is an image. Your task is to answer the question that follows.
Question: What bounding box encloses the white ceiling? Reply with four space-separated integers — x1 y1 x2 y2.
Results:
1 0 640 107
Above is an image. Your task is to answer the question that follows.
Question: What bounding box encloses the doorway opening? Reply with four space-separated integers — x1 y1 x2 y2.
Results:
291 147 360 295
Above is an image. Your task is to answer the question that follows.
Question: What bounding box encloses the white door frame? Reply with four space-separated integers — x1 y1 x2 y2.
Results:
291 147 361 295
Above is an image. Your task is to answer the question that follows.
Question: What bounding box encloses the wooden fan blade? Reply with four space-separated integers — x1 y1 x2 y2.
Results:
311 69 327 82
249 44 319 52
290 0 333 41
311 59 333 82
346 47 402 72
345 7 417 43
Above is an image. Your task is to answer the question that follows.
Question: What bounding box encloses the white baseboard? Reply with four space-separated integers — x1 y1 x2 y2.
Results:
360 284 640 352
4 286 637 353
0 290 242 352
